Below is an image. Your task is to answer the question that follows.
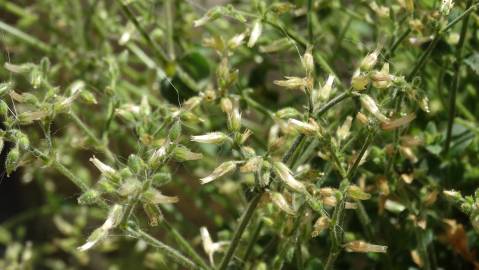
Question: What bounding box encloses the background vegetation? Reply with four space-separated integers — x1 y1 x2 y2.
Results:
1 0 479 269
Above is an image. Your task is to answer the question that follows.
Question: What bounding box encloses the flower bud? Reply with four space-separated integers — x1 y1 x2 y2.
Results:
90 156 116 177
80 91 97 105
17 110 49 124
0 81 13 97
311 216 330 237
240 156 263 173
228 33 246 49
193 7 223 27
443 190 463 202
173 145 203 161
118 178 142 197
191 132 230 144
143 188 179 204
0 100 9 118
371 63 394 89
248 21 262 47
288 118 320 136
168 121 182 142
337 116 353 142
381 113 416 131
227 107 241 132
127 154 145 174
220 97 233 113
440 0 454 16
360 94 389 123
275 107 301 119
302 48 314 76
318 75 335 101
5 146 20 177
273 161 306 193
351 71 369 91
344 241 387 253
270 192 296 215
360 49 380 71
347 185 371 200
11 130 29 150
143 203 163 226
274 76 309 90
78 189 101 205
149 143 171 167
200 161 238 184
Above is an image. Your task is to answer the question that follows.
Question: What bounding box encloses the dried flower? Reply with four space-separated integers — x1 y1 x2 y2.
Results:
270 192 296 215
360 94 389 123
337 116 353 142
381 113 416 131
274 76 309 90
143 188 179 204
311 216 330 237
347 185 371 200
273 161 306 193
287 118 320 136
173 145 203 161
240 156 263 173
351 71 369 91
344 241 387 253
318 74 335 101
200 161 238 184
200 227 228 265
360 49 380 71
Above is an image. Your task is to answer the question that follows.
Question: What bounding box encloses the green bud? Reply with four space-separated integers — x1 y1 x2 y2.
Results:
80 90 98 105
128 154 145 174
347 185 371 200
0 81 14 97
275 107 301 119
152 172 172 186
143 203 163 226
78 189 101 205
5 146 20 177
168 121 182 141
0 100 9 118
172 145 203 162
11 130 29 150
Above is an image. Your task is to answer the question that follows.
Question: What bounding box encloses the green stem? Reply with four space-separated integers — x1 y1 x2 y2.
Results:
165 0 175 60
70 111 115 162
218 191 263 270
0 20 51 53
307 0 313 44
127 227 199 269
162 221 211 270
444 0 473 154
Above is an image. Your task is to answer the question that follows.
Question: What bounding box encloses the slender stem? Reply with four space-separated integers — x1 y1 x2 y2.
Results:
165 0 175 60
307 0 313 44
162 221 211 270
241 220 263 264
444 0 473 154
324 132 375 270
0 20 51 53
218 191 263 270
127 227 199 269
70 111 115 162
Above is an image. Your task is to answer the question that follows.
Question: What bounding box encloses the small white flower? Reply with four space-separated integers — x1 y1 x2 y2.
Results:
200 227 229 265
440 0 454 16
288 118 320 135
360 94 389 123
200 161 237 184
191 132 230 144
270 192 296 215
319 74 335 101
228 33 246 49
248 21 262 47
360 49 380 71
273 161 306 193
143 188 179 204
337 116 353 142
89 156 116 175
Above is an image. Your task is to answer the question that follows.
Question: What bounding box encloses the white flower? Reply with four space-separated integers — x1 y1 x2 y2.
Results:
440 0 454 16
360 94 389 123
273 161 306 193
288 118 320 135
319 74 335 101
200 227 229 265
89 156 115 175
200 161 238 184
248 21 262 47
270 192 296 215
191 132 230 144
